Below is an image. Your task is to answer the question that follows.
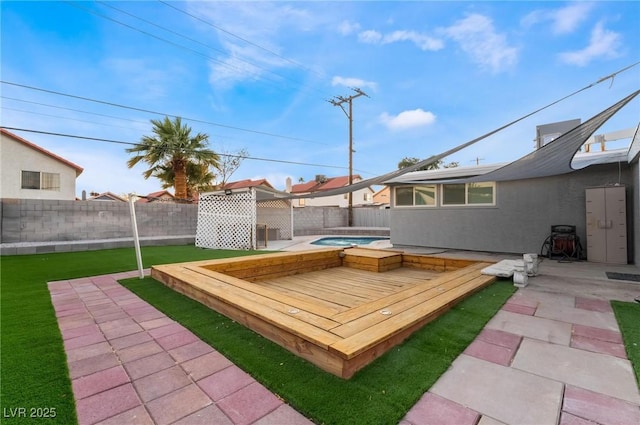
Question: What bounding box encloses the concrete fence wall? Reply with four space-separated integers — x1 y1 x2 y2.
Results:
292 206 348 236
0 200 389 254
0 199 198 243
353 208 390 227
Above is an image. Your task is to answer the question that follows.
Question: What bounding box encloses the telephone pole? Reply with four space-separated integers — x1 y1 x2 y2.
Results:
328 88 368 227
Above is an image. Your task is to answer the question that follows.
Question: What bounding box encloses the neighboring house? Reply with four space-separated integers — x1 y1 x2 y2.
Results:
373 186 391 206
385 126 640 264
88 192 127 202
286 175 375 208
0 128 83 200
222 178 274 190
136 190 176 204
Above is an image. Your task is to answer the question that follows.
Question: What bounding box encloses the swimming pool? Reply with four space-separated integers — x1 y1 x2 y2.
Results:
311 236 390 247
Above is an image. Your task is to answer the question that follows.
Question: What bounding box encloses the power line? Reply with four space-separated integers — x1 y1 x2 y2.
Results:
62 0 286 89
2 95 150 125
157 0 326 81
0 126 374 174
1 81 327 145
0 97 250 143
90 1 326 96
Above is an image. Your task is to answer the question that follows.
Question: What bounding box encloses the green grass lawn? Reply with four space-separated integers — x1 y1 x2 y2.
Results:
1 245 517 424
611 300 640 387
0 246 256 425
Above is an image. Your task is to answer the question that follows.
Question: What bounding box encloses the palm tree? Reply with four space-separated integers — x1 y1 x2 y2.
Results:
152 161 218 199
126 116 220 201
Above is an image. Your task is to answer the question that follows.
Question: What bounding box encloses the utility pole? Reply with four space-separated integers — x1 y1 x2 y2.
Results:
328 88 368 227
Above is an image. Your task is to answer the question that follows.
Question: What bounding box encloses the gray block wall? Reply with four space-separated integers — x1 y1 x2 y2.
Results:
0 199 198 243
390 163 635 262
292 206 348 236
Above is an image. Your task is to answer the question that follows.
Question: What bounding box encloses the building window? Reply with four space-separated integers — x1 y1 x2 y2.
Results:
21 171 60 191
442 182 495 206
21 171 40 189
299 198 306 207
364 192 372 202
395 185 436 207
442 184 465 205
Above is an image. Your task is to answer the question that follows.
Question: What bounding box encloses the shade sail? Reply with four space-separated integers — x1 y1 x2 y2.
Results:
278 89 639 199
466 90 639 183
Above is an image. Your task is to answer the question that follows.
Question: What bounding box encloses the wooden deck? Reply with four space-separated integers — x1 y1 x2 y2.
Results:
151 248 496 378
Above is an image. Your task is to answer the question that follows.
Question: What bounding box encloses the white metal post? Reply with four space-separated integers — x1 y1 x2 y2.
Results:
128 195 144 279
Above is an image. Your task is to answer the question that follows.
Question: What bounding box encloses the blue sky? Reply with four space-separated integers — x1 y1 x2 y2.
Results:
2 1 639 197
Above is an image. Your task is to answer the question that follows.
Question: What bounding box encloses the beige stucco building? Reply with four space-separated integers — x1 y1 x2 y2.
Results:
0 129 83 200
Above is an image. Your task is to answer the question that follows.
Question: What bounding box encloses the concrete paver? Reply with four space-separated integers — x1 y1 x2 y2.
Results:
562 385 640 425
431 354 564 425
403 392 480 425
486 309 573 345
145 385 212 425
216 382 283 425
512 338 640 404
570 334 627 358
534 303 619 330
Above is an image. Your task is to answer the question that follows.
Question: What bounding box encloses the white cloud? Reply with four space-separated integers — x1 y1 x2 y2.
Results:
552 2 594 34
358 30 383 44
331 76 377 91
443 14 518 73
357 29 443 51
382 30 444 51
338 20 361 36
558 22 622 66
522 3 594 35
190 1 321 89
379 109 436 130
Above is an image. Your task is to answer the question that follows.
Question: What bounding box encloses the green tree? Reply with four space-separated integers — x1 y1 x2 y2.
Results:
398 156 458 171
126 116 220 201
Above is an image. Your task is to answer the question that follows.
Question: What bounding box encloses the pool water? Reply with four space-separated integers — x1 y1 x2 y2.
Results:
310 236 390 247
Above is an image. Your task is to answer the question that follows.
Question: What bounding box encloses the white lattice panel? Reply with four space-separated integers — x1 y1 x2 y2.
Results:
196 190 256 249
257 199 292 240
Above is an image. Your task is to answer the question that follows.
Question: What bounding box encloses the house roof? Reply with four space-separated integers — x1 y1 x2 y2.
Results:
1 128 84 176
291 175 363 194
136 190 175 203
88 192 127 202
223 179 274 190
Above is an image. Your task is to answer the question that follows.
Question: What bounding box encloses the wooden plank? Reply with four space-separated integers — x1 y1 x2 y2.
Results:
330 273 497 359
402 255 480 272
331 262 490 323
343 247 403 259
201 249 343 278
153 265 343 346
260 275 371 307
314 267 429 290
152 267 346 377
255 278 351 313
330 267 490 338
186 265 345 317
343 248 403 272
280 274 396 300
207 257 342 280
260 266 433 305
